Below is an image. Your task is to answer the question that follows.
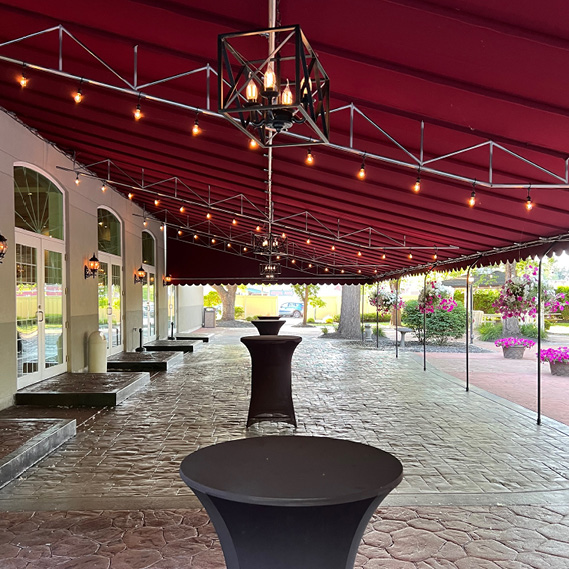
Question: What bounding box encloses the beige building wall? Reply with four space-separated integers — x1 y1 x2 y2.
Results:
0 110 203 409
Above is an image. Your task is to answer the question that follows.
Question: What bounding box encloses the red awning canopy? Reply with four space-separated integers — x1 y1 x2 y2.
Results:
1 0 569 284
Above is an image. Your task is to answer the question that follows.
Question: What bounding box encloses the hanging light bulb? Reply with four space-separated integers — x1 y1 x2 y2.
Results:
101 181 107 192
408 252 413 259
227 243 232 248
243 246 248 252
128 192 134 200
340 269 344 273
357 251 362 257
178 230 183 236
211 238 216 244
245 73 258 104
154 199 160 207
433 251 438 260
413 176 421 193
291 258 295 264
256 225 261 232
306 238 311 244
358 156 366 180
468 190 476 207
73 79 84 104
526 186 534 211
331 245 335 251
19 66 28 88
192 116 200 136
194 234 199 240
308 263 313 268
143 219 148 227
382 253 386 260
207 212 212 220
134 94 143 120
306 148 314 165
232 218 237 225
179 206 185 213
75 173 80 186
281 80 293 105
249 138 258 149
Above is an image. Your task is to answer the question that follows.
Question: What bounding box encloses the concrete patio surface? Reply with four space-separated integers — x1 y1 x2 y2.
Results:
1 321 569 568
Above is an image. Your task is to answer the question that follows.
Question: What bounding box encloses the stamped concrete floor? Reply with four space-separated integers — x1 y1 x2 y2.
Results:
1 323 569 568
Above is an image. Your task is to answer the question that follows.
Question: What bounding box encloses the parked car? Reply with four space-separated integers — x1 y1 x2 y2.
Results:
279 302 304 318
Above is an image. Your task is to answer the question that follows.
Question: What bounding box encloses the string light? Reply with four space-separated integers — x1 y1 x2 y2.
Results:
331 245 335 251
192 116 201 136
101 181 107 192
249 138 258 149
128 193 134 200
194 234 199 240
526 186 534 211
358 155 366 180
73 79 83 104
211 238 216 244
306 238 311 244
179 206 185 213
413 176 421 193
341 269 345 273
308 263 312 268
382 253 386 260
255 225 261 231
207 212 212 220
227 243 232 248
154 199 160 207
358 269 362 273
306 148 314 165
433 251 438 260
178 230 183 236
291 259 295 264
468 181 476 207
408 252 413 259
357 251 362 257
232 219 237 225
243 247 248 252
134 94 142 120
325 267 329 272
19 65 28 88
75 173 80 186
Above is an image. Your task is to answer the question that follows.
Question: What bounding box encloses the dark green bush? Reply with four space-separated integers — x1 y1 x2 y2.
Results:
519 323 548 339
234 306 244 319
402 300 466 345
362 312 391 323
453 289 499 313
478 322 503 341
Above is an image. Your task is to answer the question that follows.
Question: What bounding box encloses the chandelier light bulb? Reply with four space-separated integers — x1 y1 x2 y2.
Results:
245 74 258 103
306 148 314 165
281 80 293 105
264 62 276 93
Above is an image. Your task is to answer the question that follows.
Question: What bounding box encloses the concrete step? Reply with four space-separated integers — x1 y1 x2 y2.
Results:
0 418 76 489
15 372 150 407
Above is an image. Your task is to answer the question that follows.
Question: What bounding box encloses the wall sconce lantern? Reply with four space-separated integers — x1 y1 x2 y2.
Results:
0 233 7 263
84 253 100 279
134 266 147 284
163 274 172 286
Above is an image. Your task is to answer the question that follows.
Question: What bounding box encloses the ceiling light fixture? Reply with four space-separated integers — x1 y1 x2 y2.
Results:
218 25 330 148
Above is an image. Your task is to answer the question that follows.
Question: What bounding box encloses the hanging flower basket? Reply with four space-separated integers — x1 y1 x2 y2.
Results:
418 281 457 314
369 289 404 315
495 338 535 359
540 347 569 376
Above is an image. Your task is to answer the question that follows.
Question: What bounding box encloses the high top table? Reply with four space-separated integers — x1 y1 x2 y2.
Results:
250 318 285 335
256 315 281 320
240 335 301 427
180 435 403 569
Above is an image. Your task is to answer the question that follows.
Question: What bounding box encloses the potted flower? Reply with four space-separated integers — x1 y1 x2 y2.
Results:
539 347 569 376
495 337 535 359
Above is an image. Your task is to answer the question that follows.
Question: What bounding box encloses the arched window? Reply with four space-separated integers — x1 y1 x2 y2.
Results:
14 166 64 239
98 209 121 256
142 231 155 266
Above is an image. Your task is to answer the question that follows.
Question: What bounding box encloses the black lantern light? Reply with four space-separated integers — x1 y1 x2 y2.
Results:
0 233 7 263
134 266 147 284
84 253 100 279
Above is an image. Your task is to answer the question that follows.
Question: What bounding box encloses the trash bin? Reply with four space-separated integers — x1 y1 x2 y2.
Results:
88 331 107 372
203 307 216 328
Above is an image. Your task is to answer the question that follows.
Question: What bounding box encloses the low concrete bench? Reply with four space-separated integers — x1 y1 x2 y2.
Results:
397 327 413 348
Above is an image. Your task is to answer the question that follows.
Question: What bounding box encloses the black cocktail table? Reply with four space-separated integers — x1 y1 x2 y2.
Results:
180 435 403 569
256 315 281 320
250 319 285 335
240 335 301 427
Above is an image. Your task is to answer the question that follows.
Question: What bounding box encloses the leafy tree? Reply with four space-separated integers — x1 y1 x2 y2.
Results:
402 300 466 345
203 290 221 308
211 284 238 321
291 284 326 325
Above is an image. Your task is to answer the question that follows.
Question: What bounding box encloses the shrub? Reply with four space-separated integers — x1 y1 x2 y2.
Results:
454 289 499 313
373 326 386 338
321 326 329 335
402 300 466 345
478 322 503 341
325 318 334 324
234 306 244 319
333 314 340 323
307 317 315 323
519 323 548 339
362 312 391 323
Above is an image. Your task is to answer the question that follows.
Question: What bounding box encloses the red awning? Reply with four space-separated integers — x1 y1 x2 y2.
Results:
2 1 569 283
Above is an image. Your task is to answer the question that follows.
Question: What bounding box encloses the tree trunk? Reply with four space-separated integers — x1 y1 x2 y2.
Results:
302 285 309 325
502 261 520 336
212 284 237 321
337 284 362 338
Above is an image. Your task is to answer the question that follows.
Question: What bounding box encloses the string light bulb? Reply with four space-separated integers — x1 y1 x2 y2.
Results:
128 193 134 200
154 199 160 207
232 219 237 225
382 253 386 259
211 238 216 244
179 206 185 213
134 94 143 120
249 138 258 149
73 79 84 104
19 66 28 88
192 116 201 136
101 181 107 192
357 251 362 257
194 234 199 240
408 252 413 259
331 245 335 251
306 238 311 244
75 173 80 186
526 186 534 211
413 176 421 193
358 155 366 180
468 181 476 207
291 259 295 264
207 212 212 220
306 148 314 165
178 230 183 236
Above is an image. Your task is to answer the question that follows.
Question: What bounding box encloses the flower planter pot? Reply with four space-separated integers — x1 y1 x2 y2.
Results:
549 361 569 376
502 346 526 359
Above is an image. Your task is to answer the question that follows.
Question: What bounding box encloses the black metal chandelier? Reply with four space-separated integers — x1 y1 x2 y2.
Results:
218 25 330 148
253 232 288 256
260 261 281 279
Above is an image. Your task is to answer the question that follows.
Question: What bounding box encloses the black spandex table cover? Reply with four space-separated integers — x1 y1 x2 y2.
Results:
240 335 301 427
180 435 403 569
250 319 286 335
256 315 282 320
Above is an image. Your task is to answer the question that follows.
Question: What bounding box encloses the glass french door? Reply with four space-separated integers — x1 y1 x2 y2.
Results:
16 231 66 389
142 267 156 342
97 254 123 355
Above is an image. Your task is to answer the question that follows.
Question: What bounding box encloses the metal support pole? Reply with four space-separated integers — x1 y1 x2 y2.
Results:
537 256 543 426
423 273 427 371
361 285 364 342
376 281 379 348
395 278 400 358
135 328 146 352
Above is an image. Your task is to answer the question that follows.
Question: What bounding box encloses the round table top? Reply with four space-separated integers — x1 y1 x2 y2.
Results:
241 334 302 345
180 436 403 507
256 315 282 320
